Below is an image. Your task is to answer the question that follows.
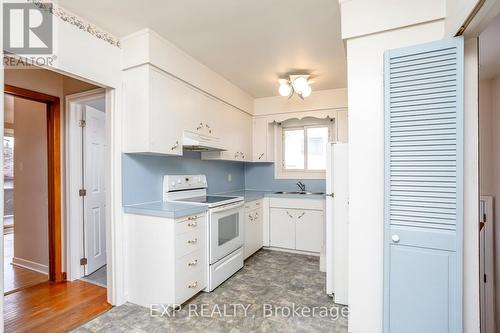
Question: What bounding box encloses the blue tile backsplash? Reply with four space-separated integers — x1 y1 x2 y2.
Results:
122 152 245 205
122 152 326 205
244 163 326 192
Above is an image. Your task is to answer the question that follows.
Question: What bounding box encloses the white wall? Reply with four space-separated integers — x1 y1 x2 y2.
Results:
445 0 481 36
339 0 446 39
344 20 446 332
253 88 347 116
12 98 49 273
479 76 500 329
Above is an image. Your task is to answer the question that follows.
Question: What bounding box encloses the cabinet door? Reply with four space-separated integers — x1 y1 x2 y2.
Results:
244 209 263 259
336 110 348 143
244 210 255 259
295 210 323 253
149 68 184 155
253 118 268 161
270 208 295 249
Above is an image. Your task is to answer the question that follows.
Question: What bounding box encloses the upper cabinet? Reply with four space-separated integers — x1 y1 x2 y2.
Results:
123 64 253 158
336 110 348 143
252 117 274 162
201 105 252 162
123 65 186 155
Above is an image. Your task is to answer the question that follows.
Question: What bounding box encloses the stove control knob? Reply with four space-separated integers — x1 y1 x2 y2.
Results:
171 181 176 187
177 179 182 184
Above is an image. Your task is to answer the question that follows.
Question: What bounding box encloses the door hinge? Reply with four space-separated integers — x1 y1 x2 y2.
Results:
80 257 88 266
78 120 86 127
79 189 87 197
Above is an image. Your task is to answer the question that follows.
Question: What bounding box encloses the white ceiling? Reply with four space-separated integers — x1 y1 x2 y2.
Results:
57 0 347 98
480 14 500 80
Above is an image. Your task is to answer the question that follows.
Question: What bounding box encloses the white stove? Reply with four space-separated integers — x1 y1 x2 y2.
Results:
163 175 244 291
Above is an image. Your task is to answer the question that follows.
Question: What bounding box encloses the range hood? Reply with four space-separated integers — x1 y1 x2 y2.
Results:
182 130 226 152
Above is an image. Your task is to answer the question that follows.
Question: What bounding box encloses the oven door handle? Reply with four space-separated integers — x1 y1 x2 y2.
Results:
210 201 244 213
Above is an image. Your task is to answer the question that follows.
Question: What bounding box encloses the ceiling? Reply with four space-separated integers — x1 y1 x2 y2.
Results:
480 14 500 80
57 0 347 98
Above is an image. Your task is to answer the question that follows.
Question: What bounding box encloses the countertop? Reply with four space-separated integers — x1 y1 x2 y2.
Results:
123 190 325 219
218 190 326 202
123 201 208 219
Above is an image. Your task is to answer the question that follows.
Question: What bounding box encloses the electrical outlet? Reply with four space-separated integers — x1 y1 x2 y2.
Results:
228 173 232 182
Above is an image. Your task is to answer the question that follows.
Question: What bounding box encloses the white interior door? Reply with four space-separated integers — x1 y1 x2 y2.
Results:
326 143 349 304
83 105 106 275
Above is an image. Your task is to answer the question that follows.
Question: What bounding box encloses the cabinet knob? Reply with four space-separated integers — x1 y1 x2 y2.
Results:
188 281 198 288
286 211 293 219
187 222 197 227
188 216 198 221
248 215 254 221
188 259 198 267
297 212 305 219
196 123 204 130
258 153 264 160
187 238 198 244
392 235 400 243
171 141 179 150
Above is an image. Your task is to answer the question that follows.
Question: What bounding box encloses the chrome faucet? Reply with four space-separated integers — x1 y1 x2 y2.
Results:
296 181 306 192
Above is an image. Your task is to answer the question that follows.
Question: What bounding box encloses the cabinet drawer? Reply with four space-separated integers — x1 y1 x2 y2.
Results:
176 227 204 259
175 263 205 304
176 214 205 235
269 197 324 210
244 199 263 212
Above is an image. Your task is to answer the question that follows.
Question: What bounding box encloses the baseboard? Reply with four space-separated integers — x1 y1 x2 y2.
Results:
263 246 320 256
12 257 49 275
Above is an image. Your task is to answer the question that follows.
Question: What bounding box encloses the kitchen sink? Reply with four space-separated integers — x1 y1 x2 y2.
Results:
274 191 325 195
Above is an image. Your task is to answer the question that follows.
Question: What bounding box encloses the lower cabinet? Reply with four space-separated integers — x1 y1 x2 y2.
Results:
269 199 324 253
244 200 263 259
125 212 207 307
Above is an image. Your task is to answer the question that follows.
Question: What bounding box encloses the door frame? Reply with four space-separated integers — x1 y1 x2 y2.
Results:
65 88 106 281
4 84 64 282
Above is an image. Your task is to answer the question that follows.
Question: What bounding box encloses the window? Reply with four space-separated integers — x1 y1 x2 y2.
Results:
277 118 333 179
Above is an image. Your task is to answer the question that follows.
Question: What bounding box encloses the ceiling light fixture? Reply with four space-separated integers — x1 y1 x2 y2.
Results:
278 74 312 99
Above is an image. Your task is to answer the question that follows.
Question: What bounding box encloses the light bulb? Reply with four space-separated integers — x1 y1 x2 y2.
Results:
292 77 308 93
301 84 312 97
279 82 292 97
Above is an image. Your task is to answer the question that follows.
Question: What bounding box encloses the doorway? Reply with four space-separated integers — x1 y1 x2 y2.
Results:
2 67 112 332
2 92 54 294
66 90 107 287
3 85 63 293
478 12 500 333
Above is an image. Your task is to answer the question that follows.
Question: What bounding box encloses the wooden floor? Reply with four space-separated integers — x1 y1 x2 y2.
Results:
4 280 112 333
4 233 48 294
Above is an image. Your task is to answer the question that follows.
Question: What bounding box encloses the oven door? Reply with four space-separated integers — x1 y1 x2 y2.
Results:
209 201 244 264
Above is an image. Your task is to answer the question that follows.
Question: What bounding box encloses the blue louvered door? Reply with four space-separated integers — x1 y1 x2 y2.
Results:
383 37 464 333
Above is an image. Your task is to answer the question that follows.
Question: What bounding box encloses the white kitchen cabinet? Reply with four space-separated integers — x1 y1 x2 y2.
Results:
269 198 324 253
252 118 274 162
244 200 264 259
336 110 348 143
269 208 295 249
123 64 187 156
202 104 252 162
295 209 323 252
125 212 207 307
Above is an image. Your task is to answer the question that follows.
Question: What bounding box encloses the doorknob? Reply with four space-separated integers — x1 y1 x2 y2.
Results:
391 235 400 243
